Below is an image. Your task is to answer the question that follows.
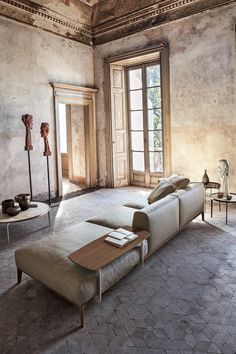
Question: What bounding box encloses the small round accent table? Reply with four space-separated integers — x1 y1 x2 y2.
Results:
0 202 50 242
211 193 236 225
204 182 220 212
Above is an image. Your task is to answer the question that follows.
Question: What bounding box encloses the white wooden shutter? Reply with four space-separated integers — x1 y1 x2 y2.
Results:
110 64 129 187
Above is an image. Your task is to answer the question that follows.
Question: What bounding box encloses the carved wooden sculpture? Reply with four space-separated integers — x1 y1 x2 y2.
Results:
22 114 33 150
40 122 51 156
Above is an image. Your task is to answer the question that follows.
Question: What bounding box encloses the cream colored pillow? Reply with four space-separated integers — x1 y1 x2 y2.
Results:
166 174 190 189
148 180 176 204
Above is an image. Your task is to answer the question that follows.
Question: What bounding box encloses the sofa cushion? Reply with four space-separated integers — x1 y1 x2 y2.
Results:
148 180 176 204
124 199 149 210
15 221 148 307
172 182 204 227
166 174 190 189
87 206 136 229
15 222 113 306
133 195 179 253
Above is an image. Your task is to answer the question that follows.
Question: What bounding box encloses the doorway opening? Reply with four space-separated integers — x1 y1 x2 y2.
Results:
52 83 98 198
58 103 87 195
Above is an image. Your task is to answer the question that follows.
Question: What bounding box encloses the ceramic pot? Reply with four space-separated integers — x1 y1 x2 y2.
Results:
2 199 15 214
202 169 209 185
19 195 30 211
14 193 30 204
7 206 21 216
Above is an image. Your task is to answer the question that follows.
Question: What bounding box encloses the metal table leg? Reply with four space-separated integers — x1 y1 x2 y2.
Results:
6 223 10 243
226 202 228 225
48 210 51 226
211 199 213 218
95 268 102 303
139 241 145 266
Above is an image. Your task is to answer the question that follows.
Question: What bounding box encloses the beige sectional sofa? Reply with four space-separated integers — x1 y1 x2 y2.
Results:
15 182 204 327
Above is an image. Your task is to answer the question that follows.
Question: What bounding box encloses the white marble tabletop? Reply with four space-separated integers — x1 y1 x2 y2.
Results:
0 202 49 224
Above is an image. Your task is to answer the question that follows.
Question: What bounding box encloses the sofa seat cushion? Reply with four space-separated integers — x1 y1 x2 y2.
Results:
172 182 204 228
15 221 148 307
87 206 136 229
15 222 113 306
124 198 149 210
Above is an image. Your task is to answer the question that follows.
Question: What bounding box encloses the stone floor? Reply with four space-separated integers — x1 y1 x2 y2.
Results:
1 187 236 354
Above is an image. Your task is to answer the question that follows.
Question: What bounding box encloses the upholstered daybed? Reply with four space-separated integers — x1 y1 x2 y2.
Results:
15 182 204 327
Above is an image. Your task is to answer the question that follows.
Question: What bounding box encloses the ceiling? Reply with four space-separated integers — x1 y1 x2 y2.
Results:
79 0 100 6
0 0 234 45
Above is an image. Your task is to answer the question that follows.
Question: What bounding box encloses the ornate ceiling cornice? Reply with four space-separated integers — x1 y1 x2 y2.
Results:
0 0 234 46
93 0 236 45
0 0 93 45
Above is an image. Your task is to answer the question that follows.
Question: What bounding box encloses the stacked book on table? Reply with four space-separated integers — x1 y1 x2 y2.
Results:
105 228 138 248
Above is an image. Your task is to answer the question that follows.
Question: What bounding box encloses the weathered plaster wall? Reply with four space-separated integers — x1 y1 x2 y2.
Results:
0 17 94 201
94 3 236 190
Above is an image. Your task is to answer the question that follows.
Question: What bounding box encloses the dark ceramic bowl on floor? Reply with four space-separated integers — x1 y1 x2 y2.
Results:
7 206 21 216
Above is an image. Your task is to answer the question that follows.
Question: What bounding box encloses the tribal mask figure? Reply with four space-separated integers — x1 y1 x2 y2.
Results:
22 114 33 150
40 122 51 156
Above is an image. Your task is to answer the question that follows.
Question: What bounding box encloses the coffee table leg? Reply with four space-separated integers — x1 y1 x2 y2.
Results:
6 223 10 243
95 268 102 303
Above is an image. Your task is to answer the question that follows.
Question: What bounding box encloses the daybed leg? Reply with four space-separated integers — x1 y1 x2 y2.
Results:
17 268 22 284
79 305 84 328
201 212 205 221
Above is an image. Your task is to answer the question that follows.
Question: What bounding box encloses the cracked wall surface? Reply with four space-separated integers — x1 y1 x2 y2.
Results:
94 3 236 189
0 17 93 200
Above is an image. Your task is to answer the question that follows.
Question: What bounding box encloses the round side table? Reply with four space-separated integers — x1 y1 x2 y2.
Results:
204 182 220 212
211 193 236 225
0 202 50 242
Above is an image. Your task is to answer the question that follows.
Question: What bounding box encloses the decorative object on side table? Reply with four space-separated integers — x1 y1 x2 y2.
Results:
14 193 30 211
218 159 229 197
22 114 34 200
202 169 209 185
7 206 21 216
40 122 52 208
1 199 15 214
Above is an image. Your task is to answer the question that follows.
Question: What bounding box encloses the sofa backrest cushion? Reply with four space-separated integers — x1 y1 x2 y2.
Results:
166 174 190 189
133 195 179 253
148 180 176 204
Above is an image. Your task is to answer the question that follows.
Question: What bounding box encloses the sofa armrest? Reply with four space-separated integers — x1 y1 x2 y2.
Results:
132 195 179 253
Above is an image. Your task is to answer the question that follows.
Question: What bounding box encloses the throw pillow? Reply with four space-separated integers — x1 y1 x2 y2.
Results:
166 174 190 189
148 180 176 204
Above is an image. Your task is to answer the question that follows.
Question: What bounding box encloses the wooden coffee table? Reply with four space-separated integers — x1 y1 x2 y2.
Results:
69 227 150 303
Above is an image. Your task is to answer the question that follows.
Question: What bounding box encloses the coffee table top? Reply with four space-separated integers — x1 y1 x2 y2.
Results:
69 227 150 271
211 193 236 203
0 202 49 224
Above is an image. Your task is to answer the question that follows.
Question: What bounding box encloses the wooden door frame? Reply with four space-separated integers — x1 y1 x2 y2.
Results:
104 42 171 188
51 83 98 197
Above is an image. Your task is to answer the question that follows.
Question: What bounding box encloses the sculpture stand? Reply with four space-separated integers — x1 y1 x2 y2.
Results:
46 156 51 206
22 114 34 200
27 150 33 200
